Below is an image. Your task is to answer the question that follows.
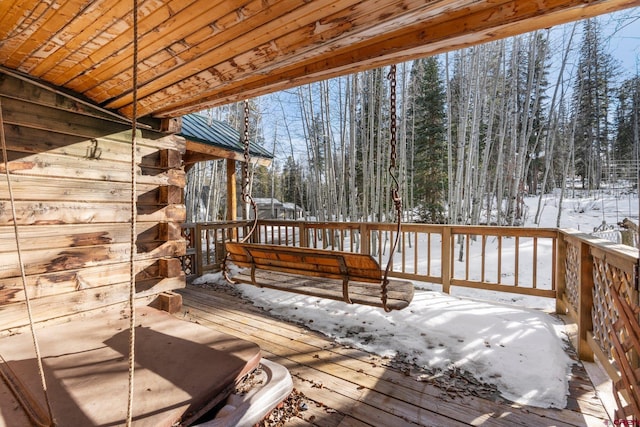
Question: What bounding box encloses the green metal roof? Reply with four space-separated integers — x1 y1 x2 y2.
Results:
180 114 273 160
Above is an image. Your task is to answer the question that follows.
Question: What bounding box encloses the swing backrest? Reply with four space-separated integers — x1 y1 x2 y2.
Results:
226 242 383 284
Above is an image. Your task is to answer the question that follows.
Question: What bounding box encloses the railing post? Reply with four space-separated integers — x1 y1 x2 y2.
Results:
556 231 567 314
251 221 259 243
360 223 370 255
578 241 594 362
299 222 308 248
195 223 203 278
442 226 451 294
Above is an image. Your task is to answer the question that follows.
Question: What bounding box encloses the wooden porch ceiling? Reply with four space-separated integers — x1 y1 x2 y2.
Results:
1 0 637 121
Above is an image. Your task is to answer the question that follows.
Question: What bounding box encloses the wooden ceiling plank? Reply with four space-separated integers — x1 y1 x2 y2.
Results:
45 0 185 87
83 0 241 99
28 0 132 78
116 0 483 115
104 0 449 111
136 0 510 116
235 0 476 80
146 0 640 118
0 0 34 39
59 0 230 92
97 0 348 108
0 1 58 67
5 0 90 70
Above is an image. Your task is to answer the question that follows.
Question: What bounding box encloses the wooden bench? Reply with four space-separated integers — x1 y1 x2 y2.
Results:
225 242 414 311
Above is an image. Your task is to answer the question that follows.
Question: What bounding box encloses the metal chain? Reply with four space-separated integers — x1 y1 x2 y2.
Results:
224 99 257 281
240 99 258 243
382 64 403 313
242 99 251 206
388 65 397 171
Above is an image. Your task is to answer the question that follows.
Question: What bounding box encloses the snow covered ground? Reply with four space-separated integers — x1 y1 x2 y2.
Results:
193 191 639 410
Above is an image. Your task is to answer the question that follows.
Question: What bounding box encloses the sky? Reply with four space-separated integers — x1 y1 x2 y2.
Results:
193 191 638 412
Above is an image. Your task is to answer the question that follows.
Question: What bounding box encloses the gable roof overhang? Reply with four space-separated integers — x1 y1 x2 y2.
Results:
180 114 273 168
1 0 637 121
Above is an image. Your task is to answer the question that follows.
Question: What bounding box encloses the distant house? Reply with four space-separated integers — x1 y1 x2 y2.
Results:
250 198 304 220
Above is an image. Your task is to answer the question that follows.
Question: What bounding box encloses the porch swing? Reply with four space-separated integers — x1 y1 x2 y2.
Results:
224 66 414 312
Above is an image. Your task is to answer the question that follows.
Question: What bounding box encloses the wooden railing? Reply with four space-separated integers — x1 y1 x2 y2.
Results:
558 230 639 419
181 219 639 418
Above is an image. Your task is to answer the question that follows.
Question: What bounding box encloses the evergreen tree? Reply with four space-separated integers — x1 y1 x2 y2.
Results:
571 19 615 191
251 164 272 198
613 75 640 163
408 57 447 223
282 155 305 208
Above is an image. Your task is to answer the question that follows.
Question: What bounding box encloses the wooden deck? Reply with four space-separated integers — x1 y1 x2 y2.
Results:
177 285 611 426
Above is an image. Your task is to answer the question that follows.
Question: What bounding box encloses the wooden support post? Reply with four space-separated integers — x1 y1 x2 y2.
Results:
556 232 567 314
578 241 594 362
226 158 237 221
441 227 452 294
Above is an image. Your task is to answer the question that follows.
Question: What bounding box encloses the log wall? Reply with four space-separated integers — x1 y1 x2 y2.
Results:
0 72 186 334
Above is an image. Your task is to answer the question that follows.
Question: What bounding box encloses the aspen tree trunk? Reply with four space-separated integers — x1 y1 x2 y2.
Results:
337 76 348 223
398 62 409 249
535 24 576 224
349 74 359 223
467 47 486 226
494 45 509 226
504 37 520 226
514 33 544 224
445 53 454 224
376 71 385 223
477 42 503 224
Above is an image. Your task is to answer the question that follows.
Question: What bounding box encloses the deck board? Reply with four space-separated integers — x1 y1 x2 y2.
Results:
177 285 612 426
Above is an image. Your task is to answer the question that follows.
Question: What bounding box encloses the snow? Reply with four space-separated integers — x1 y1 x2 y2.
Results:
193 191 639 410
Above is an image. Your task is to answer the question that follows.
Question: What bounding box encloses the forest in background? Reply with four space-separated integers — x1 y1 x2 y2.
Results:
185 13 640 227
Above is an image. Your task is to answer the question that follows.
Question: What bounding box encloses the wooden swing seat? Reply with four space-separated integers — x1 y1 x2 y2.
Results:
225 242 414 311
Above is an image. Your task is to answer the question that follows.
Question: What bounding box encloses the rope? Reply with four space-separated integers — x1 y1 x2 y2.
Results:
0 100 56 426
382 64 403 313
125 0 139 424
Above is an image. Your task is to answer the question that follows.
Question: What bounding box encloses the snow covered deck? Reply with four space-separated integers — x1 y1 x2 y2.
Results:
177 285 611 426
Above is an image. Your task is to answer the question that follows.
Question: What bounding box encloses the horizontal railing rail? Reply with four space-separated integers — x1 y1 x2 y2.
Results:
183 220 558 297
